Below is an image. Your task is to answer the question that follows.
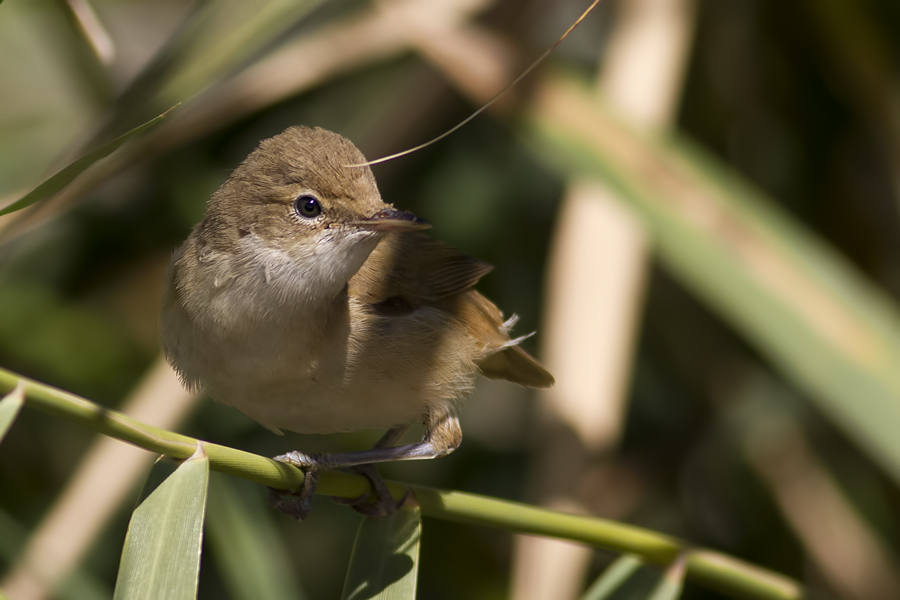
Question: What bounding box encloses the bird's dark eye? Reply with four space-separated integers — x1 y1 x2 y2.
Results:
294 195 322 219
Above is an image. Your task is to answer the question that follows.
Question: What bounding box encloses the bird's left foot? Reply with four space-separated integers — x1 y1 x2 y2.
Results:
269 452 408 519
330 464 409 518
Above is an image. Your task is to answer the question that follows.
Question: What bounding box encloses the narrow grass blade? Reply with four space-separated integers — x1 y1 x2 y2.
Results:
0 107 174 217
341 508 422 600
0 383 24 444
105 0 322 135
113 444 209 600
206 473 306 600
646 555 687 600
582 555 644 600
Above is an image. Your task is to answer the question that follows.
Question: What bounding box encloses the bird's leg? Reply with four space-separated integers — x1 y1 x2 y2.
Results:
328 425 410 517
277 412 462 468
271 412 461 519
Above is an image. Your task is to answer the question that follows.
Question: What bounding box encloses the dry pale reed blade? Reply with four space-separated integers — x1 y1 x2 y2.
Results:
512 1 697 598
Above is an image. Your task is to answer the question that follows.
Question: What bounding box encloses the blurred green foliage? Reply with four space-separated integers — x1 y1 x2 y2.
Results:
2 0 900 599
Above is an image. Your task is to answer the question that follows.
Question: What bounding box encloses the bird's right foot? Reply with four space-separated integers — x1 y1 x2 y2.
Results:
268 452 320 520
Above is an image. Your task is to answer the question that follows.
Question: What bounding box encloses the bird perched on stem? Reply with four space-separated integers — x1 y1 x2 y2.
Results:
160 126 553 518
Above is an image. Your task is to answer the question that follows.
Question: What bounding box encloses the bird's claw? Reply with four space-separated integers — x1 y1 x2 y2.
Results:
268 453 321 520
330 464 408 518
268 453 408 519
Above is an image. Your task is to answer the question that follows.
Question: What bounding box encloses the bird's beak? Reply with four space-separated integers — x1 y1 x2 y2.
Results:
350 208 431 232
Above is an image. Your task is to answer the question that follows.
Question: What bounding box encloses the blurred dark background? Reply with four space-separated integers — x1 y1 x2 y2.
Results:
2 0 900 599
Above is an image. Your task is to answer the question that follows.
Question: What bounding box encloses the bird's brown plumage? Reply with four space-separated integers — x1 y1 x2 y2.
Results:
350 231 554 389
162 125 552 438
161 125 554 518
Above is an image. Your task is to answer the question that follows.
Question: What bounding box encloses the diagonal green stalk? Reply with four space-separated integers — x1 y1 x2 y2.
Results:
523 71 900 489
0 367 804 600
0 367 303 491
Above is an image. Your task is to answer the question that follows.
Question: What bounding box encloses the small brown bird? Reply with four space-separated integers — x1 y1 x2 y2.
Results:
160 126 553 517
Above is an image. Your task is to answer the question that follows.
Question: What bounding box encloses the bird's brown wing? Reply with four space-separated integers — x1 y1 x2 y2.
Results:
349 232 493 305
349 232 554 388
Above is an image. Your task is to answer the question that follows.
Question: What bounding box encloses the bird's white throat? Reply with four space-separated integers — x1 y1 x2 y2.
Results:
231 228 381 311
